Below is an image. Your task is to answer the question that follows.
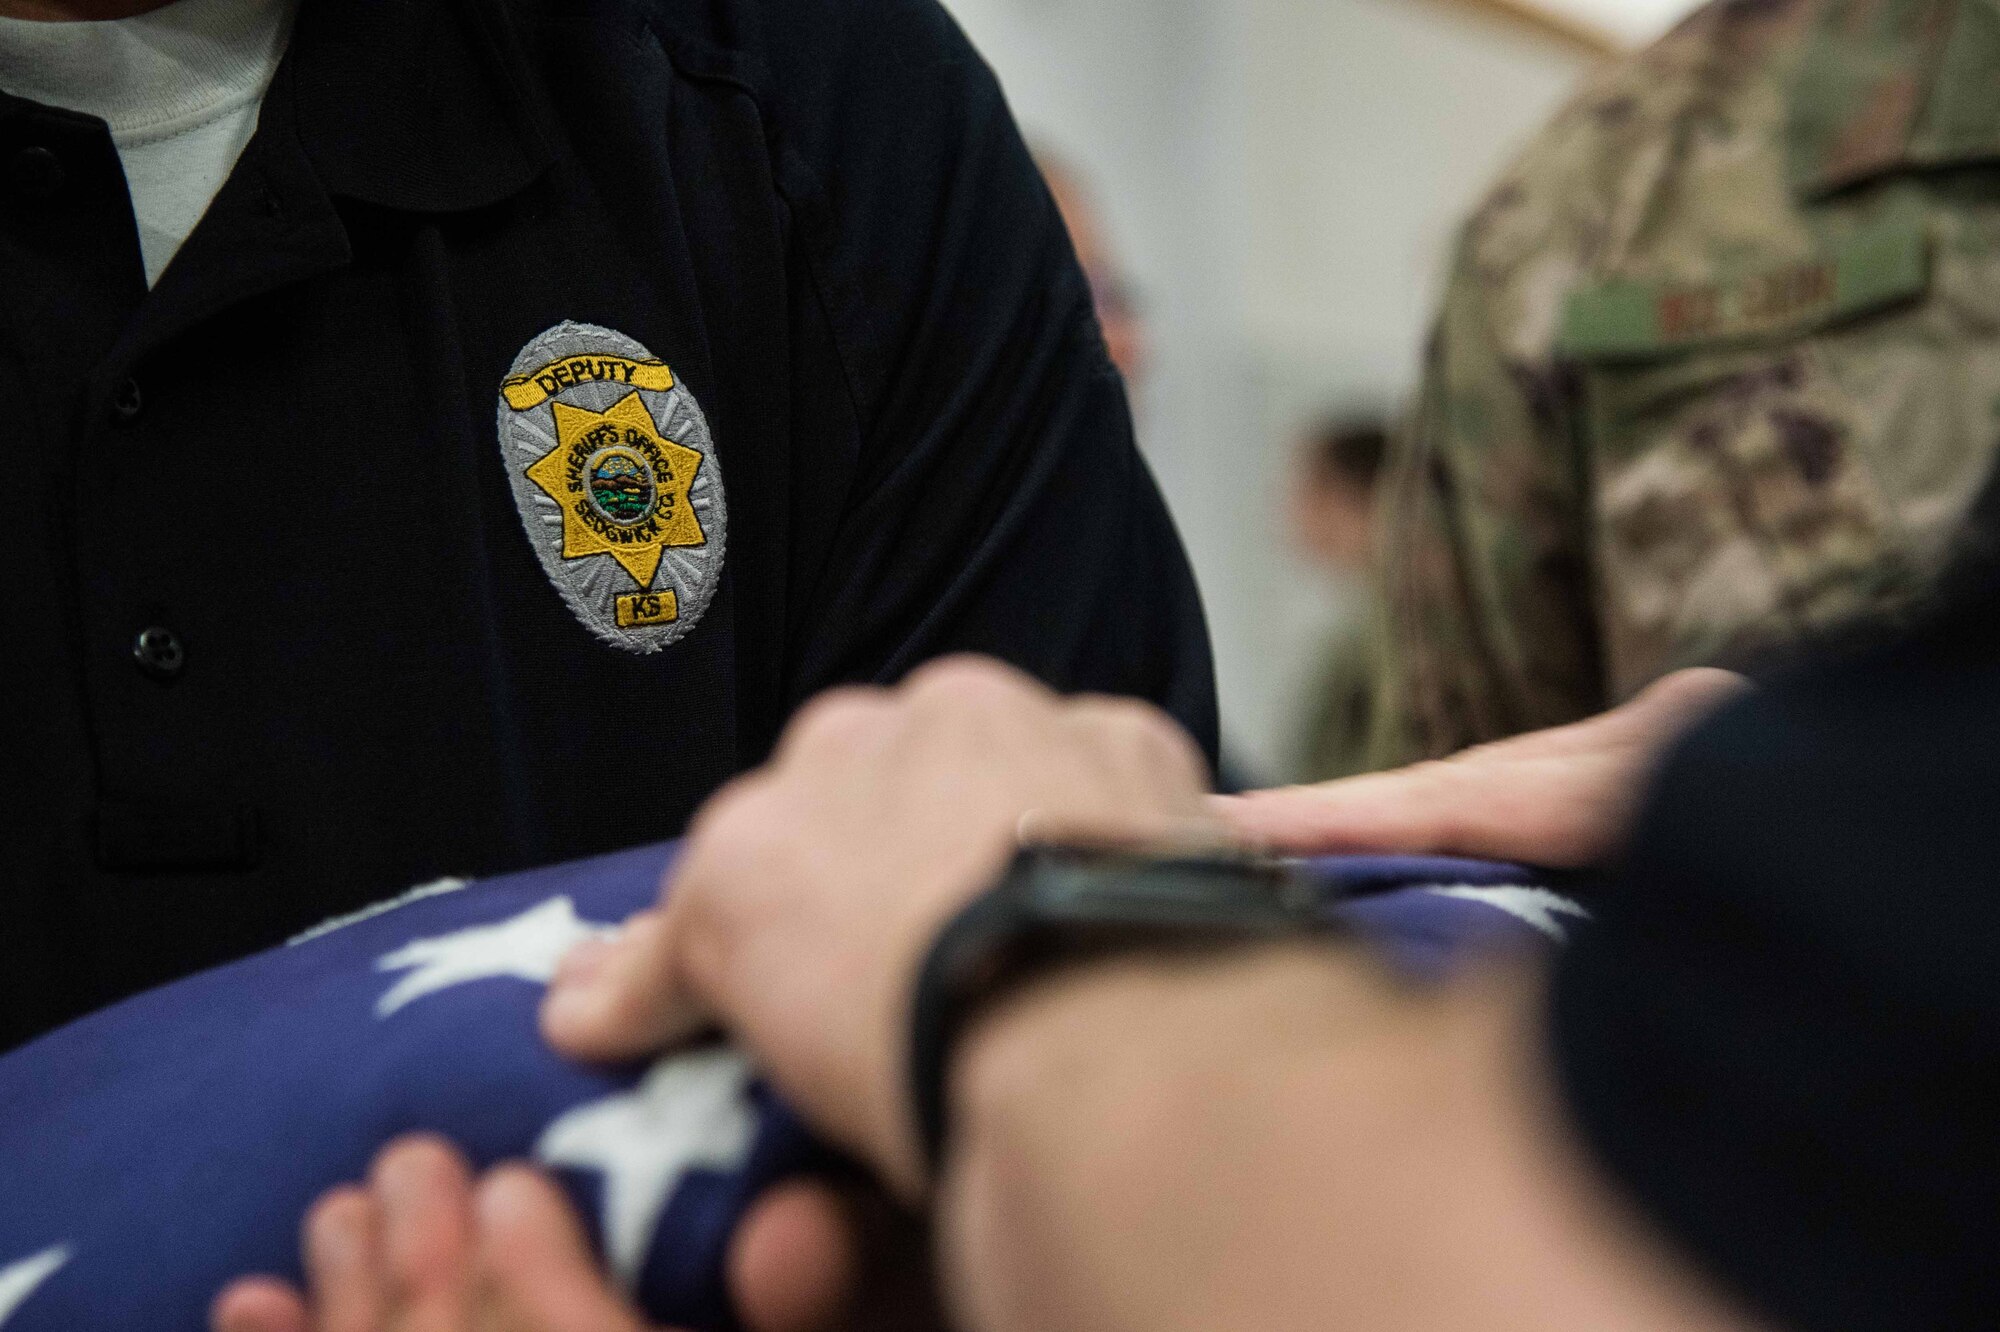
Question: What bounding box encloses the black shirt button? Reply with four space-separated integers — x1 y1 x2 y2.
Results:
132 627 186 679
111 377 144 424
8 146 65 201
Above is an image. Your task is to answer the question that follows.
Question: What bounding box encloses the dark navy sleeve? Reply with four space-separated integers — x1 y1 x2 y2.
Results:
1548 573 2000 1332
753 0 1219 763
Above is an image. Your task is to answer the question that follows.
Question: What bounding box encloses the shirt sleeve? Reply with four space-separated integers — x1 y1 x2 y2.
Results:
1364 243 1604 769
755 0 1218 764
1547 567 2000 1332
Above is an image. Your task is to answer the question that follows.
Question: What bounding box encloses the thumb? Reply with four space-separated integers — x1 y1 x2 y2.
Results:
541 909 712 1062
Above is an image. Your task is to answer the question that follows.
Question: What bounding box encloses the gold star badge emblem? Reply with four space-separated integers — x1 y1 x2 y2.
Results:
499 324 728 651
524 391 707 589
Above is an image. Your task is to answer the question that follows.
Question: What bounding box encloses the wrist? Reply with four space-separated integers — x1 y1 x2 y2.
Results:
905 844 1338 1194
935 944 1389 1332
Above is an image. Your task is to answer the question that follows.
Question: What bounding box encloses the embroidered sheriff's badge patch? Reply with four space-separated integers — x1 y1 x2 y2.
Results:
497 322 726 652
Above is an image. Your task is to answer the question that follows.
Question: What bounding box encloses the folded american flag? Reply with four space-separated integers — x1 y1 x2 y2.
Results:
0 844 1578 1331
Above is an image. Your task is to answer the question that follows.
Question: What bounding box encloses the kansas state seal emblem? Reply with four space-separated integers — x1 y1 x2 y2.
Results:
497 322 726 652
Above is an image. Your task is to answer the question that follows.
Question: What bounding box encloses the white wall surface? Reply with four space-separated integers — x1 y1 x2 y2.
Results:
938 0 1598 778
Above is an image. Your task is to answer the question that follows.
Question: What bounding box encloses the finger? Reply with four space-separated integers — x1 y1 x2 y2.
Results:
1017 807 1240 856
210 1278 310 1332
1212 763 1468 856
1058 695 1214 809
542 908 711 1062
772 687 897 767
901 655 1052 704
473 1166 647 1332
1620 667 1750 740
1449 668 1748 762
370 1136 477 1332
1220 759 1612 865
728 1181 858 1332
303 1186 386 1332
738 1176 944 1332
1214 673 1752 861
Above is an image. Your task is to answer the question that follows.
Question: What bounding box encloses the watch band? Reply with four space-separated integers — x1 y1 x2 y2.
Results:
908 885 1032 1180
906 845 1336 1181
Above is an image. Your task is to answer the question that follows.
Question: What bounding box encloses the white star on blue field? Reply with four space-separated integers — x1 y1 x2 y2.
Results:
374 895 614 1017
1429 885 1592 941
538 1049 760 1288
0 1247 67 1329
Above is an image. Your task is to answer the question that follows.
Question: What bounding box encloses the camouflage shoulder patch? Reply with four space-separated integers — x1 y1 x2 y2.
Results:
1557 218 1929 360
1786 0 1957 198
497 322 727 653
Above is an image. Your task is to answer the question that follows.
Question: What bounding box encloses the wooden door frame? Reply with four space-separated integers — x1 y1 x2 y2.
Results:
1424 0 1624 57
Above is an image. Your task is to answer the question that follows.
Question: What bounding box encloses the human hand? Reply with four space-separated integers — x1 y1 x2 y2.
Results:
210 1136 658 1332
210 1137 871 1332
539 657 1218 1198
1218 669 1748 867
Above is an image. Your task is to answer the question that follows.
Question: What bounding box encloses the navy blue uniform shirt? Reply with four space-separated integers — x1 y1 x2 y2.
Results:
1553 559 2000 1332
0 0 1216 1048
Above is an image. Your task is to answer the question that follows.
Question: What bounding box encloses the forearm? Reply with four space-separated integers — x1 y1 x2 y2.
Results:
937 944 1433 1332
935 945 1758 1332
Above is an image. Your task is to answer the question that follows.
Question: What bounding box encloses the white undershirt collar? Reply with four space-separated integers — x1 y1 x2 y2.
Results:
0 0 291 145
0 0 297 285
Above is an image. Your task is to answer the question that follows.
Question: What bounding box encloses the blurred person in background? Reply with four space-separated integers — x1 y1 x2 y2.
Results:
1367 0 2000 766
1289 415 1388 782
1036 149 1148 388
1033 147 1256 792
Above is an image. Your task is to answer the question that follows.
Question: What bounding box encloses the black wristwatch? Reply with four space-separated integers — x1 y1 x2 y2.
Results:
907 842 1342 1178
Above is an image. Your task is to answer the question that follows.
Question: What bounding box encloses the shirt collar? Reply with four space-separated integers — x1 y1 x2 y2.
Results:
284 0 556 212
0 0 294 143
1790 0 2000 199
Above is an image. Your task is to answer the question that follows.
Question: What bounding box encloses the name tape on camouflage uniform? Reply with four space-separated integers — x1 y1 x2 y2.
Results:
1558 220 1929 360
497 322 727 653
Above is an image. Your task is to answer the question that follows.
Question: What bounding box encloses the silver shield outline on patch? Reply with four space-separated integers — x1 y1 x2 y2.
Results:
495 321 727 654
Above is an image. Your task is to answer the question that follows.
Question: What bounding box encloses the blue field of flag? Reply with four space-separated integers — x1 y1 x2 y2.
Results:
0 843 1577 1331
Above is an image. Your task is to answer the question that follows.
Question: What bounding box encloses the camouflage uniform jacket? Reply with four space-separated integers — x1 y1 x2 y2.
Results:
1370 0 2000 765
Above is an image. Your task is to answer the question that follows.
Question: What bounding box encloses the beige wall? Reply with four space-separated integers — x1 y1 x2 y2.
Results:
939 0 1598 777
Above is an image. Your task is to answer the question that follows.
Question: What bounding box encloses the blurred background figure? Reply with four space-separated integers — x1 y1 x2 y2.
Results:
1004 0 2000 787
1036 148 1148 389
1365 0 2000 769
1287 415 1388 782
1290 417 1384 580
1034 142 1269 789
946 0 1703 776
